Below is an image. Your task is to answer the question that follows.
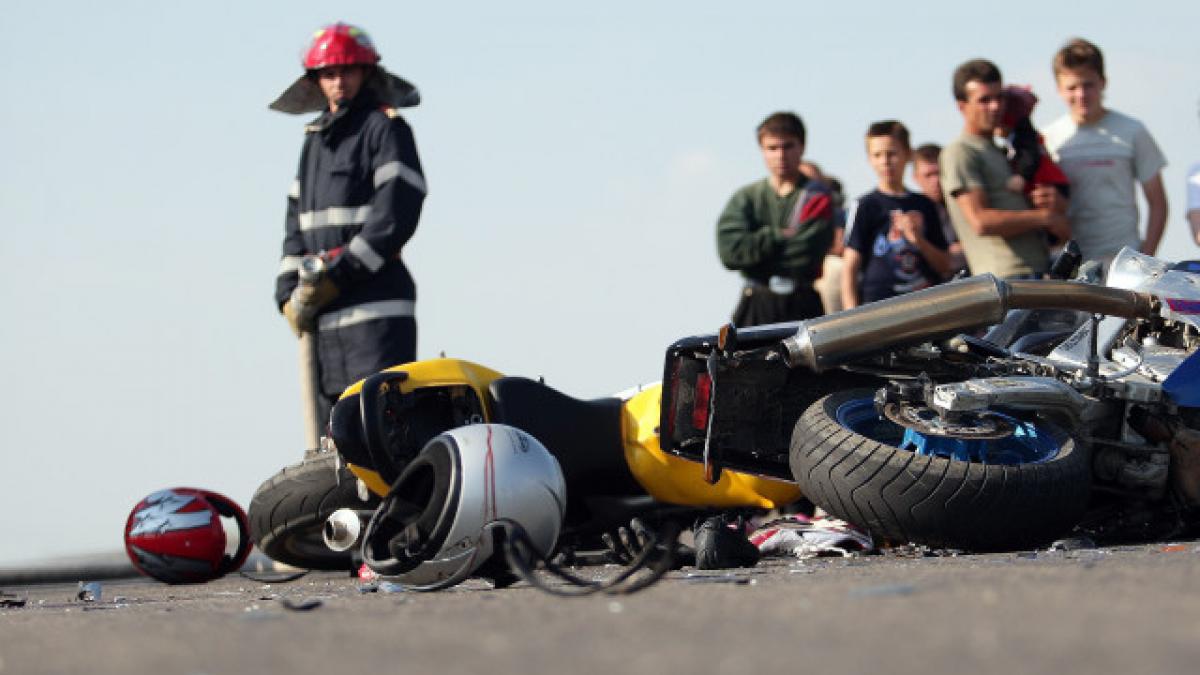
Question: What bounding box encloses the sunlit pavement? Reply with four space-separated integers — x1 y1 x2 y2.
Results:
2 543 1199 675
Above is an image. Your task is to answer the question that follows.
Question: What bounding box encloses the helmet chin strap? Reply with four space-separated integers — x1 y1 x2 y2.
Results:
489 519 682 597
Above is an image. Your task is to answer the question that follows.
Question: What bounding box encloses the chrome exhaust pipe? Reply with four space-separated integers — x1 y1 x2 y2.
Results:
781 274 1155 371
323 508 364 552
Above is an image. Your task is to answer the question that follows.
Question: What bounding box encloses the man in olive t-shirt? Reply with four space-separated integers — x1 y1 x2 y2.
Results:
940 60 1069 278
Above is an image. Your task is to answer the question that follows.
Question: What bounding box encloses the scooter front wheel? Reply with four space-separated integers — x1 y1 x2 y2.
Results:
789 389 1091 551
249 453 378 570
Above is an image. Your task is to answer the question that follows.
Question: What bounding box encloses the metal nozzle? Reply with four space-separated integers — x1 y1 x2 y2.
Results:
298 255 327 284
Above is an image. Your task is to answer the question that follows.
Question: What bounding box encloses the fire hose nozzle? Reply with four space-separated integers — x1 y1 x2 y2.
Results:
298 255 326 284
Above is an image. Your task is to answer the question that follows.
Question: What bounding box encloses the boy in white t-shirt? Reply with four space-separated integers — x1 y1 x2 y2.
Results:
1043 38 1168 265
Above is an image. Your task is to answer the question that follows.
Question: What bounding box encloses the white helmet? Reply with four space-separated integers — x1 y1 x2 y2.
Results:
361 424 566 590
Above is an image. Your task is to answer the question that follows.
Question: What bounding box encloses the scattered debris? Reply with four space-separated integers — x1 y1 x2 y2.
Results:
239 570 308 584
0 591 27 608
357 564 379 583
849 583 917 598
752 514 873 559
76 582 102 603
378 581 408 594
881 543 962 558
1049 537 1097 552
278 597 324 611
1160 544 1190 553
683 573 756 585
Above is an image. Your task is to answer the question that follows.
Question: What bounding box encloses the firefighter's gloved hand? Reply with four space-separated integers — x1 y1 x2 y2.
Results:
283 278 340 336
292 277 339 311
281 299 308 337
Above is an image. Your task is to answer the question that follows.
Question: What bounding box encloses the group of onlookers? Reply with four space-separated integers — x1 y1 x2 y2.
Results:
717 37 1180 327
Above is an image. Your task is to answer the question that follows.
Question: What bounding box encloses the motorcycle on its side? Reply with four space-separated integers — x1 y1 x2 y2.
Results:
249 358 801 570
659 248 1200 551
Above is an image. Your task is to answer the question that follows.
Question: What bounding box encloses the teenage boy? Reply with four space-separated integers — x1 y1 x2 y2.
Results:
941 59 1069 279
842 121 950 308
1043 38 1168 266
912 143 968 276
717 112 835 326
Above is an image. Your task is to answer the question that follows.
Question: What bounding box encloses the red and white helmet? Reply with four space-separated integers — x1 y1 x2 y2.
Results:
123 488 251 584
302 23 381 70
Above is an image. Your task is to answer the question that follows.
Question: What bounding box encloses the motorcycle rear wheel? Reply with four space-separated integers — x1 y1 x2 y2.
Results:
249 453 378 570
789 389 1091 551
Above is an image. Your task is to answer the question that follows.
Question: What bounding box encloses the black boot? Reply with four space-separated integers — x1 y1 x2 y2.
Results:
692 515 760 569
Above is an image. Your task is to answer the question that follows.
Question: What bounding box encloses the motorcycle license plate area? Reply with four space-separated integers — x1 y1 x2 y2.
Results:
835 397 1063 465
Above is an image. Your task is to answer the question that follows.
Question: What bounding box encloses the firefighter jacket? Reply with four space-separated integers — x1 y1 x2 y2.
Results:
275 89 425 328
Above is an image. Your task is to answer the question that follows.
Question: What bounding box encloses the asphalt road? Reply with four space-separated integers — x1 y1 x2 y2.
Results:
3 543 1199 675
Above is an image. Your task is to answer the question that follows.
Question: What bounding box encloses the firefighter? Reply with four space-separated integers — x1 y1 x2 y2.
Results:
271 22 426 424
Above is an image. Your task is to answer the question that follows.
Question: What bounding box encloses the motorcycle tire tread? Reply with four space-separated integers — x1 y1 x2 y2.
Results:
248 453 379 571
789 389 1091 551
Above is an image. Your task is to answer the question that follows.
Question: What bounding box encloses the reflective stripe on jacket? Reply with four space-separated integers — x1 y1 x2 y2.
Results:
275 90 425 316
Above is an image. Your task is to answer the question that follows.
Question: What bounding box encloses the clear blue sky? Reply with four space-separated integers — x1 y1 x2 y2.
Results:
2 1 1198 564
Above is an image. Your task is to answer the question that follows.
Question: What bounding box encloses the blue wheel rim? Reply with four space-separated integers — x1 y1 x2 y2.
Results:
834 396 1063 465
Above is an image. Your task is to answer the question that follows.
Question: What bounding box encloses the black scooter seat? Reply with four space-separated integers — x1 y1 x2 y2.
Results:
488 377 644 499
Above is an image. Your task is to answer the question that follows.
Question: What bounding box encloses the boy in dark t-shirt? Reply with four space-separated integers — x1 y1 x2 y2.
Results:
842 120 951 308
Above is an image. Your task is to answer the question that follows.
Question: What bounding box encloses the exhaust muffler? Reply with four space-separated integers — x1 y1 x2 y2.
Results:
323 508 365 552
781 274 1155 371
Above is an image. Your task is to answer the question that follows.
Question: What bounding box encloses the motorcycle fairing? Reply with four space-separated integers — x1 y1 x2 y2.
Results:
334 358 800 513
621 383 800 509
1164 350 1200 407
337 358 503 497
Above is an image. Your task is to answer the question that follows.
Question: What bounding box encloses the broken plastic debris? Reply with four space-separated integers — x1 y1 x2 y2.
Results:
357 563 379 583
683 573 756 585
378 581 408 594
1160 544 1190 553
882 543 962 558
849 583 916 598
1049 537 1097 551
238 570 308 584
278 597 323 611
76 582 101 603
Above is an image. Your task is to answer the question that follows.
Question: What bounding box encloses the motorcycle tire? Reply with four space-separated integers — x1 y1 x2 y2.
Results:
789 389 1091 552
249 453 379 570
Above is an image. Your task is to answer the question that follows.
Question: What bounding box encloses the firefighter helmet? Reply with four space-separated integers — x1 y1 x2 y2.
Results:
302 23 381 71
270 22 419 115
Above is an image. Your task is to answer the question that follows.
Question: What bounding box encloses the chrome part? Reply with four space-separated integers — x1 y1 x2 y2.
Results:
1113 344 1189 383
323 508 364 552
1048 316 1131 372
781 274 1154 372
782 275 1007 370
883 403 1014 440
930 377 1092 426
1106 248 1171 291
